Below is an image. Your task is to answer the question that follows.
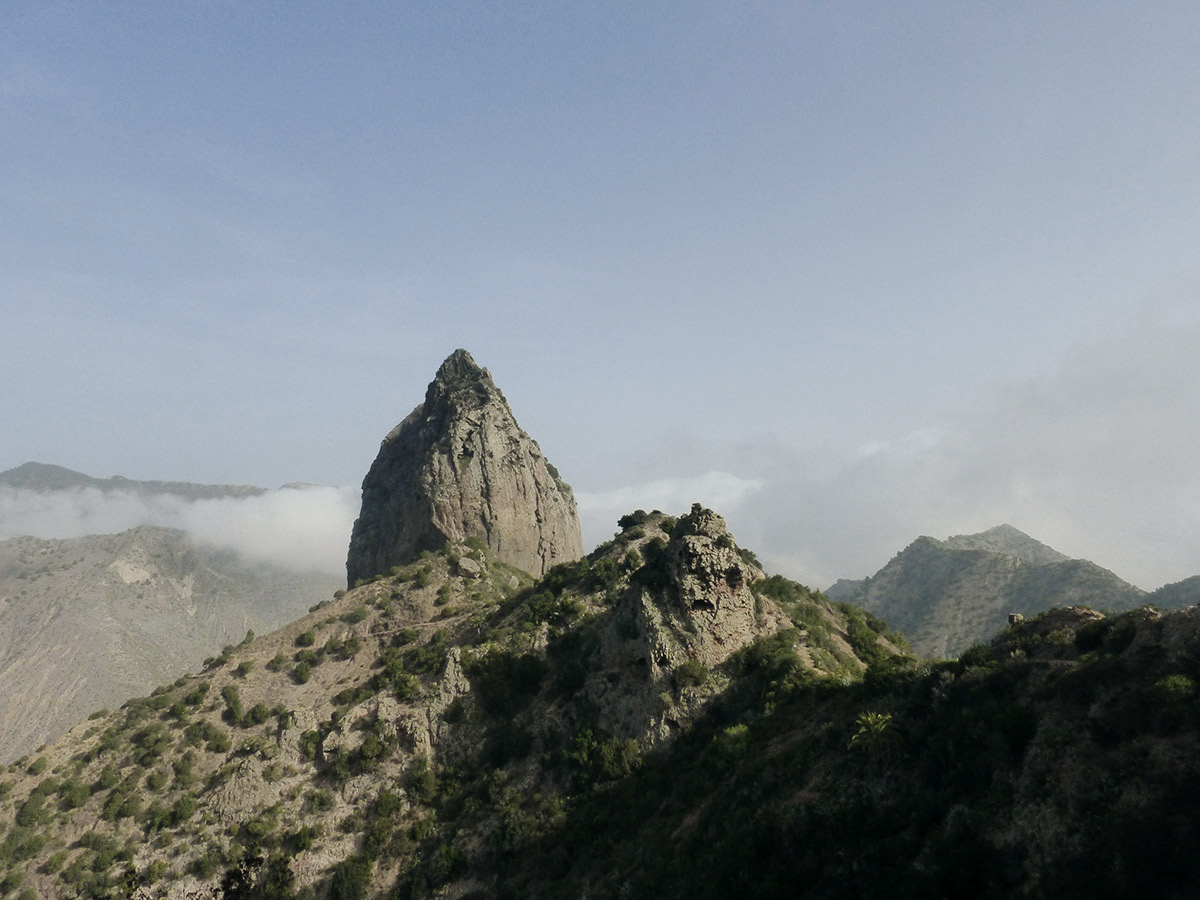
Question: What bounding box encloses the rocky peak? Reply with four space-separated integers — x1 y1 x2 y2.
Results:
585 507 783 745
665 504 762 639
346 350 583 585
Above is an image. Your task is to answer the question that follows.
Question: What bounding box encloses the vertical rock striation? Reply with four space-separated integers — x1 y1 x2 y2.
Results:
346 349 582 585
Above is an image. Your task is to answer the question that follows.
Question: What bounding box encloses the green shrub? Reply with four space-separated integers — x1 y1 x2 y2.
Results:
59 779 90 810
295 631 316 648
242 703 271 727
92 766 120 793
341 606 369 624
182 682 210 706
206 726 232 754
674 659 709 688
15 791 46 826
298 731 322 762
467 650 548 716
220 685 243 723
292 661 312 684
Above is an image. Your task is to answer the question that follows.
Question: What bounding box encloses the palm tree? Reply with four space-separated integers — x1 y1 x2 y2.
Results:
848 710 899 762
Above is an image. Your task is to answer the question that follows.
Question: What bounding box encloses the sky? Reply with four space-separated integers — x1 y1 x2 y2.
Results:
2 2 1199 590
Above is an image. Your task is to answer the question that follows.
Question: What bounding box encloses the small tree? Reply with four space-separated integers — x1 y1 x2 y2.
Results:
848 710 900 762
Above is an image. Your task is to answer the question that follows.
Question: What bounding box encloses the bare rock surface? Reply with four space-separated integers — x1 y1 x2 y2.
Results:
347 350 582 584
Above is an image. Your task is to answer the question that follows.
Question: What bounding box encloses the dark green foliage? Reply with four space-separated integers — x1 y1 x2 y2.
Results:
404 630 449 675
617 510 650 530
58 779 90 810
131 723 171 765
298 730 322 762
328 855 371 900
234 661 254 678
563 729 643 787
14 791 46 827
265 652 288 672
729 628 805 682
674 659 709 688
243 703 271 726
341 606 369 625
392 627 419 645
294 631 316 648
92 766 119 793
738 546 762 568
220 685 243 723
292 661 312 684
205 724 232 754
467 650 548 716
182 681 210 706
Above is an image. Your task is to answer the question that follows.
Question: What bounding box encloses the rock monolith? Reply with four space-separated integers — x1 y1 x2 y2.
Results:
346 350 583 585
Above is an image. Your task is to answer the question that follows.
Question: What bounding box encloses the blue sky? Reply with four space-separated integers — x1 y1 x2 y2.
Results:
3 2 1199 589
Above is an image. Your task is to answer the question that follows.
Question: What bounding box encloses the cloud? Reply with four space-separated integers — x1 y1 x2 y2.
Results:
0 485 361 576
576 471 766 549
727 316 1200 592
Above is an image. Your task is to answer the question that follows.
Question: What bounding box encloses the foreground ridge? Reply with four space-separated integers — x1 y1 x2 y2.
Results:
0 506 900 899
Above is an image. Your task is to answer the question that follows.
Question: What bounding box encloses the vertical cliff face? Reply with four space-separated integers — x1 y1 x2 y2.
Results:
346 350 583 585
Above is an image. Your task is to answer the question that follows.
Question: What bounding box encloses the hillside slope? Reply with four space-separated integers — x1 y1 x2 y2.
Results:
0 507 897 899
0 526 339 762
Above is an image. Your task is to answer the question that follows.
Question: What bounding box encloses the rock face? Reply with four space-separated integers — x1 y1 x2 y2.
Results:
585 505 787 746
347 350 582 585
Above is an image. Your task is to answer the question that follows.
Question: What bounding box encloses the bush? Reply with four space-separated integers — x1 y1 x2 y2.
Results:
674 659 709 688
243 703 272 726
220 685 243 723
468 650 548 716
295 631 316 648
15 791 46 826
183 682 210 706
292 661 312 684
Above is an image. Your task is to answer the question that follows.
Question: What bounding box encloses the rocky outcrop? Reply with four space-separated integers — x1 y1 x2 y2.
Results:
586 506 787 745
346 350 582 585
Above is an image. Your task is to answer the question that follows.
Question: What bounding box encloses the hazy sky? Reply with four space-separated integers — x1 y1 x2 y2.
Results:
3 3 1199 590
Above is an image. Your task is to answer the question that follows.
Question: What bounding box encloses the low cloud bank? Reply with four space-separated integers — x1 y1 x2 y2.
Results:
578 317 1200 593
725 319 1200 591
0 485 361 575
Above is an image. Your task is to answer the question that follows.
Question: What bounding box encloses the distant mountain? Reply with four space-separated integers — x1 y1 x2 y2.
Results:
0 461 265 500
827 524 1147 657
1148 575 1200 609
0 525 340 762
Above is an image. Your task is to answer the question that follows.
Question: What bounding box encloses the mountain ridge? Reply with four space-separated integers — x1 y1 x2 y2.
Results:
827 524 1147 657
0 462 266 501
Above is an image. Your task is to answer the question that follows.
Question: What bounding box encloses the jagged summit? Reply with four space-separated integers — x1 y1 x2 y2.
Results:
346 349 583 585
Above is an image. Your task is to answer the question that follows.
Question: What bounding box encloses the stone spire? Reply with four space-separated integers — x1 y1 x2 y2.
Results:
346 350 583 586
